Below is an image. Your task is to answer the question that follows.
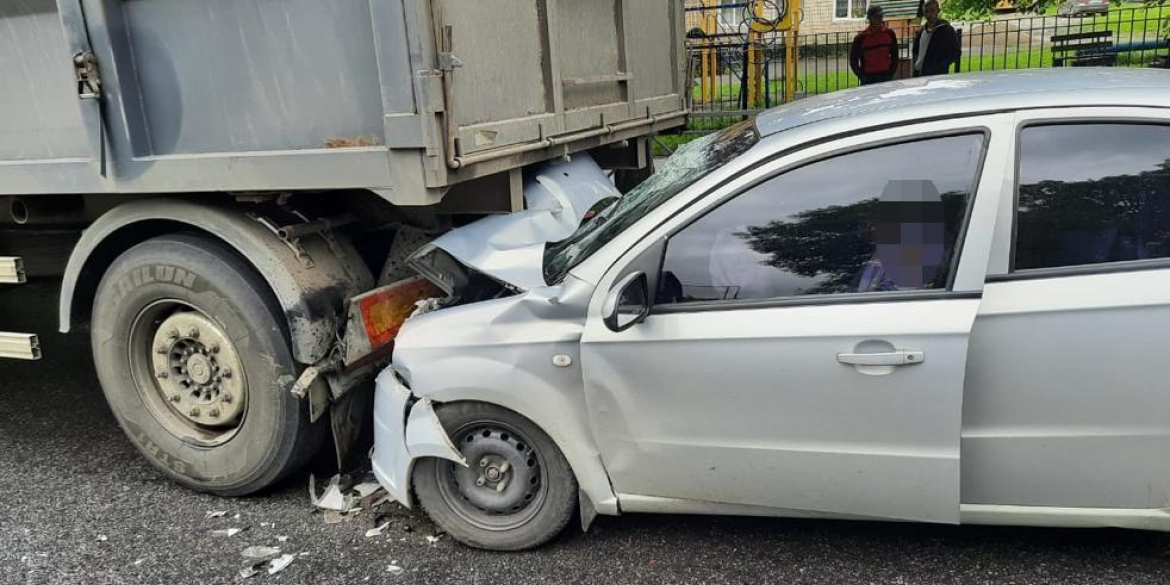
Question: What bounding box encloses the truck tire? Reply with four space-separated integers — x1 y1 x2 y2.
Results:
412 402 578 551
91 234 324 495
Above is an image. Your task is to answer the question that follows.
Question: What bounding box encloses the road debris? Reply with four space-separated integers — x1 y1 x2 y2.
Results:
353 481 382 498
96 534 108 542
365 523 390 538
205 510 228 520
267 554 295 575
276 535 289 543
212 528 243 537
426 535 441 546
387 563 405 576
309 474 359 512
241 546 282 561
237 546 295 579
309 473 389 516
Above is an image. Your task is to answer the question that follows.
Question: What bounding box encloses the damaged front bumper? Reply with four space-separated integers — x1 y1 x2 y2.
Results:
370 367 467 507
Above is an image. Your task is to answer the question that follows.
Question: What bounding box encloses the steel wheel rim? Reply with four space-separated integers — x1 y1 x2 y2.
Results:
435 420 549 532
128 300 248 447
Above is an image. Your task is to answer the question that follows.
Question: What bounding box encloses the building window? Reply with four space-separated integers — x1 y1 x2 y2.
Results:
720 3 740 25
836 0 869 19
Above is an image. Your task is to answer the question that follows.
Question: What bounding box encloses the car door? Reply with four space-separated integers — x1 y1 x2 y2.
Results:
963 109 1170 511
579 117 1011 523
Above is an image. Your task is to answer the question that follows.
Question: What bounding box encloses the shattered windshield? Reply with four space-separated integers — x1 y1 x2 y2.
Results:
543 120 760 284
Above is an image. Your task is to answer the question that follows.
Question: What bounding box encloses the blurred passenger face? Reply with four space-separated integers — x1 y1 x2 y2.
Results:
872 182 946 289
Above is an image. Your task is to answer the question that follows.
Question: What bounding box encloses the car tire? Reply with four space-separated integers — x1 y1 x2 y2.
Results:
412 402 578 551
91 234 324 496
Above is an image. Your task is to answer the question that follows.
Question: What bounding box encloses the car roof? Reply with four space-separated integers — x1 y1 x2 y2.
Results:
756 69 1170 136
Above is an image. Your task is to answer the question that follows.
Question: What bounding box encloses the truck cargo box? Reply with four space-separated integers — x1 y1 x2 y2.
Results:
0 0 686 205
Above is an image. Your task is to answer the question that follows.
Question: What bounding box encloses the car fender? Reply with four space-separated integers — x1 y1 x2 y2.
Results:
371 364 620 519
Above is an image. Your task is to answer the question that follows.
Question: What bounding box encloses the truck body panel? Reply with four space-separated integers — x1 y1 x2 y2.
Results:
1 0 686 203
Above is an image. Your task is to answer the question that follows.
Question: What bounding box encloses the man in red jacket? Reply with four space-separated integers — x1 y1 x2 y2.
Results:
850 6 899 85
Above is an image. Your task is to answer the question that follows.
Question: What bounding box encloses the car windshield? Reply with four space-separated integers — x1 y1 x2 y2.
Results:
543 120 760 284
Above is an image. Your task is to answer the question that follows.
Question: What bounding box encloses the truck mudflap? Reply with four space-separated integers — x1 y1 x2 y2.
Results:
371 368 466 507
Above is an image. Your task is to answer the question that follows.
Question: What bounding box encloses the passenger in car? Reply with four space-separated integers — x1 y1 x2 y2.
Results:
857 181 947 292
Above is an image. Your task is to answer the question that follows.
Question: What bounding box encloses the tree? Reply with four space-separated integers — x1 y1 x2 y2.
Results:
736 192 969 294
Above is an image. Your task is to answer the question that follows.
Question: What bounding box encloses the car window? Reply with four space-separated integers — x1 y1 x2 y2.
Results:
1014 124 1170 272
543 120 759 285
656 134 985 306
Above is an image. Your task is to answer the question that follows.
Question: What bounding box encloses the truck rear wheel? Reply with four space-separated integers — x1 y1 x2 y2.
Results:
91 234 323 495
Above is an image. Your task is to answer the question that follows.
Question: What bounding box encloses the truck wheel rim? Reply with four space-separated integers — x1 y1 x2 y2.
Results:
128 300 248 447
435 421 548 531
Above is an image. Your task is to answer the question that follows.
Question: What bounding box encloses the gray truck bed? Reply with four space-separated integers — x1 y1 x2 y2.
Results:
1 0 686 205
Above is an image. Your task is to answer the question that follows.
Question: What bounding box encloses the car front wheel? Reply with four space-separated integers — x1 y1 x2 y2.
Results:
412 402 578 550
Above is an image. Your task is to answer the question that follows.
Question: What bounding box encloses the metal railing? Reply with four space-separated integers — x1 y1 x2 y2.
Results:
685 5 1169 130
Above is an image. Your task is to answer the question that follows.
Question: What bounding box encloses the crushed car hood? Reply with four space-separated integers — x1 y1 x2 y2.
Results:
408 153 618 293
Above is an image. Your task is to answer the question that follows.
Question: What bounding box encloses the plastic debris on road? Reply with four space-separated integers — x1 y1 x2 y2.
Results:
309 474 358 512
96 534 108 542
205 510 228 519
241 546 281 561
365 522 390 538
309 473 390 527
353 481 382 498
211 528 243 537
387 563 405 576
238 546 295 579
276 535 289 543
267 554 295 575
426 535 441 545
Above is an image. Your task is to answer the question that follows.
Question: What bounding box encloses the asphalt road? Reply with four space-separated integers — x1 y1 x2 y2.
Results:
5 280 1170 585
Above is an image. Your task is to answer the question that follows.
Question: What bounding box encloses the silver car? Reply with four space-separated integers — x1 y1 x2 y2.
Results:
372 69 1170 550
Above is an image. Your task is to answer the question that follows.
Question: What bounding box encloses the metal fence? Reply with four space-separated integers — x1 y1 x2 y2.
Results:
685 5 1169 130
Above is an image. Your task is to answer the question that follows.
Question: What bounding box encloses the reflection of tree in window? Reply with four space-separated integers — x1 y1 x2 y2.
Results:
657 134 984 305
1016 160 1170 270
737 189 967 294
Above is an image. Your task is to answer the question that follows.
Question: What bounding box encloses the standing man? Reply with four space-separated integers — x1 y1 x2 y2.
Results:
850 6 899 86
913 0 961 76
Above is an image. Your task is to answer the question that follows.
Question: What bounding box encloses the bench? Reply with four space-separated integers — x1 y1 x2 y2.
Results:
1051 30 1116 67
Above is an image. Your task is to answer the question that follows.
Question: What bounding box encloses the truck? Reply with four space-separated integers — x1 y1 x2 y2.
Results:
0 0 687 496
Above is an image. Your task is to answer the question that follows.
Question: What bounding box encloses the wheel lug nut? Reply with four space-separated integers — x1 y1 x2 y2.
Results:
168 328 180 340
188 327 200 338
222 392 233 404
156 371 168 379
209 343 220 354
209 408 220 418
479 458 489 468
189 407 200 417
155 345 168 355
169 395 181 403
221 367 232 379
476 477 486 487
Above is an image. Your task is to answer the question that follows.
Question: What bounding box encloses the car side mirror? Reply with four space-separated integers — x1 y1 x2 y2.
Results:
603 271 650 332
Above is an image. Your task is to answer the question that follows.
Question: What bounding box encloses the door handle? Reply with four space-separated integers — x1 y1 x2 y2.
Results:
836 350 924 366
